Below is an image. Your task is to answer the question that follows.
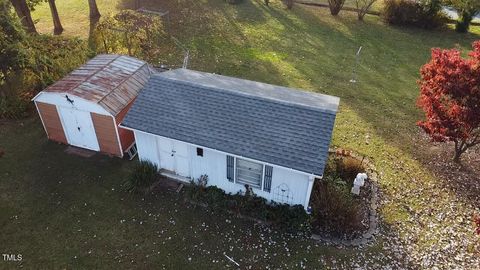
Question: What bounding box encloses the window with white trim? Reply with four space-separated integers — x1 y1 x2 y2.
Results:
235 158 263 189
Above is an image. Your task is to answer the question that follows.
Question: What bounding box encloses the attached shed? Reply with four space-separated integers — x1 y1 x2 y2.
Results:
121 69 340 209
32 54 153 157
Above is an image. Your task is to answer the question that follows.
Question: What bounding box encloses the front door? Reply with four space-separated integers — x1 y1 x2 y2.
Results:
156 137 190 177
173 140 190 177
157 137 175 172
58 106 99 151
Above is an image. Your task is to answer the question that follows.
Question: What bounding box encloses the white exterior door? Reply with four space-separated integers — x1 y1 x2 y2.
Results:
157 137 175 171
58 106 99 151
156 137 190 177
173 141 190 177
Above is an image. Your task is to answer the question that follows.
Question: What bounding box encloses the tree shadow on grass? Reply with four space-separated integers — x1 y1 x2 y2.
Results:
106 0 480 207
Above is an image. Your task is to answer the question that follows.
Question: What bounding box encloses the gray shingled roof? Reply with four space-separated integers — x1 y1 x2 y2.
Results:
122 69 339 176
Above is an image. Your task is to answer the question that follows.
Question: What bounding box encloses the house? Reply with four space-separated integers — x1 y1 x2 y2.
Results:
32 54 154 158
121 69 339 209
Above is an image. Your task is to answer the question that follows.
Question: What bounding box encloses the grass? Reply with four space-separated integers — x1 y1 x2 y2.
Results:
3 0 479 267
0 118 395 268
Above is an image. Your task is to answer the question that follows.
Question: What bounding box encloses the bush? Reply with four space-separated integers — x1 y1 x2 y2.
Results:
382 0 447 29
310 174 364 235
0 35 89 119
335 156 365 185
93 10 166 62
185 179 310 233
123 160 159 193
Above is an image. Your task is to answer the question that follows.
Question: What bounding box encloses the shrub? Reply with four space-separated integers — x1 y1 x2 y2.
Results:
0 34 89 119
382 0 446 29
123 160 159 193
310 174 364 235
93 10 166 62
185 181 310 233
335 156 365 185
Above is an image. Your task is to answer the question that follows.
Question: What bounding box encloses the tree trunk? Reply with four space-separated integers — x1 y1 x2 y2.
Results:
285 0 293 9
9 0 37 34
328 0 344 15
88 0 101 19
48 0 63 35
453 149 462 163
456 9 474 33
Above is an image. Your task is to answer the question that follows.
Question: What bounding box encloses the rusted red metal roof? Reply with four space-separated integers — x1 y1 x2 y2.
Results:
43 54 153 116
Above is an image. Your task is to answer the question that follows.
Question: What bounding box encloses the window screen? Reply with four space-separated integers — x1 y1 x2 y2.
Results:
263 165 273 193
227 155 234 182
236 158 263 189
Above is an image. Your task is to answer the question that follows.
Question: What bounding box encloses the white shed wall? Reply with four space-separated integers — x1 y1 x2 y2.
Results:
133 131 313 208
34 92 110 116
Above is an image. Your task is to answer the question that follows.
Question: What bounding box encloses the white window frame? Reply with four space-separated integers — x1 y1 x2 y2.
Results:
234 157 265 191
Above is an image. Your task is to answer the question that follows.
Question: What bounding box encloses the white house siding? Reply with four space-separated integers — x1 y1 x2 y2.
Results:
134 131 312 208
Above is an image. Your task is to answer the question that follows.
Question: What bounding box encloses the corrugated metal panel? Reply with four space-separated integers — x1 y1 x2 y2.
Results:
41 54 153 116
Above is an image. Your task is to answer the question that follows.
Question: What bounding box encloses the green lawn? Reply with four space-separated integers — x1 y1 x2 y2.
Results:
2 0 479 268
0 118 397 269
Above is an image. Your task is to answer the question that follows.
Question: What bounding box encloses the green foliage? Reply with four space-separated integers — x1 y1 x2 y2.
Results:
185 178 310 233
93 10 166 62
0 0 28 82
123 160 159 193
310 174 364 235
456 8 477 32
0 34 88 119
0 0 89 119
445 0 480 32
382 0 447 29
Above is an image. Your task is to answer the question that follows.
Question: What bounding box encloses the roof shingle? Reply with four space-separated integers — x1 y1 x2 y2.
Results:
122 69 339 176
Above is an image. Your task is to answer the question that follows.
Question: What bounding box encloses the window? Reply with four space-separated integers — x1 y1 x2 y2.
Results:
196 147 203 157
235 158 263 189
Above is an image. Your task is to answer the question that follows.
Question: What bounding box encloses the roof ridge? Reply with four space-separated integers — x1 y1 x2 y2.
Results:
153 73 338 114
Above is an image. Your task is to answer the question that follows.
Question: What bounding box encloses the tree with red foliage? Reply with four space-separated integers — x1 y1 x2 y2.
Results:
417 41 480 162
474 214 480 235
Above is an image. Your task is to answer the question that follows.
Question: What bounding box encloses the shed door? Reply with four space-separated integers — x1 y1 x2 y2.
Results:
157 137 175 172
58 106 100 151
173 141 190 177
156 137 190 177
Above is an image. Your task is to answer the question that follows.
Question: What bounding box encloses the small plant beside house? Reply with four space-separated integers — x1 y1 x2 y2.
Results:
185 176 311 233
123 160 160 194
310 154 369 237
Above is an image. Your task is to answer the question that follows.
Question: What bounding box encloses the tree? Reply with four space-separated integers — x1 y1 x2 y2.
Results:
445 0 480 32
88 0 100 19
417 41 480 162
328 0 345 15
0 0 27 84
9 0 37 33
285 0 293 9
355 0 377 20
47 0 62 34
94 10 165 61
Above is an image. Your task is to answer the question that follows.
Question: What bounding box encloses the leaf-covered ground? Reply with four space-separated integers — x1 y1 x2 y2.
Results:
2 0 478 268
